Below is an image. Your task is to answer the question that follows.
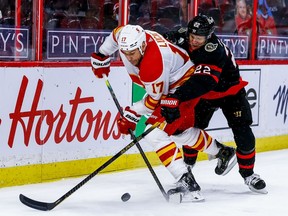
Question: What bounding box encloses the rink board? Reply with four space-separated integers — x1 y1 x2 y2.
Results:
0 65 287 187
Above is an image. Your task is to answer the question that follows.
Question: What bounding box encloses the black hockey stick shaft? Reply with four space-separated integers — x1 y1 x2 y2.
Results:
19 121 162 211
103 75 169 201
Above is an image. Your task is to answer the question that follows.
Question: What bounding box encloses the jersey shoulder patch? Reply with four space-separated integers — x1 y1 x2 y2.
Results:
204 43 218 52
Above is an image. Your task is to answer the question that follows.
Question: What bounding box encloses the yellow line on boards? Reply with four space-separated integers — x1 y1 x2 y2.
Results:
1 135 287 188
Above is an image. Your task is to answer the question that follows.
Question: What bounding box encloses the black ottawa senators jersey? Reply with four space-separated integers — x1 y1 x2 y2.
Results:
173 33 248 101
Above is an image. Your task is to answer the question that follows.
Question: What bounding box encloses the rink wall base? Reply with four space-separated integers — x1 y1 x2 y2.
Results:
1 134 287 188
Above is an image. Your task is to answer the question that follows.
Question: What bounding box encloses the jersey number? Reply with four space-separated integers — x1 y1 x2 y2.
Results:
152 81 164 94
194 65 211 74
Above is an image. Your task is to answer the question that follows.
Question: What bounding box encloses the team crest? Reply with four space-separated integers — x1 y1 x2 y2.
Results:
205 43 218 52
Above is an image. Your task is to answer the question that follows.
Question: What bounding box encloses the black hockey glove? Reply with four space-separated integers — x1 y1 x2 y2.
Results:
163 31 179 44
160 97 180 124
163 27 187 45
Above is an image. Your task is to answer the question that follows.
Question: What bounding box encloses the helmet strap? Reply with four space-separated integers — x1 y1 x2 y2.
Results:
138 41 146 56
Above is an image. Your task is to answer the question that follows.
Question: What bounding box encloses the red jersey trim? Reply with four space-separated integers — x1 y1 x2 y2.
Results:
202 80 248 100
138 34 163 83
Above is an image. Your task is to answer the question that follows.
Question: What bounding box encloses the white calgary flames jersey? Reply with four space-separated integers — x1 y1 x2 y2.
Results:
99 26 195 115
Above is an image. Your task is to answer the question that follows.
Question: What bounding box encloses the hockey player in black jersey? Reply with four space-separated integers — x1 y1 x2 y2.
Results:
161 14 267 194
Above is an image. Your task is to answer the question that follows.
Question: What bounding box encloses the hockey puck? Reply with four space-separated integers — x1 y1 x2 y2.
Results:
121 193 131 202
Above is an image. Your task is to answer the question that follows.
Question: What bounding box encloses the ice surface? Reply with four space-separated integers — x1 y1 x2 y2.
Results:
1 149 287 216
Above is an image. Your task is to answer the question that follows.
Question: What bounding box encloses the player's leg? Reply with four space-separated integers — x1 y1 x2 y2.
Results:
144 126 203 201
173 127 236 175
192 99 237 175
222 88 267 193
181 99 214 168
182 145 198 169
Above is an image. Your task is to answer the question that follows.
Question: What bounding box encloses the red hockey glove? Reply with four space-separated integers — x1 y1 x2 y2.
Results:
91 52 111 78
117 107 141 135
160 97 180 124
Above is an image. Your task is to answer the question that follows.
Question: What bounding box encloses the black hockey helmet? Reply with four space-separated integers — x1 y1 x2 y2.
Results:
187 14 215 38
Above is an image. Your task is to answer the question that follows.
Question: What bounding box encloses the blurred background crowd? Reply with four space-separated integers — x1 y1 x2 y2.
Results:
0 0 287 35
0 0 288 60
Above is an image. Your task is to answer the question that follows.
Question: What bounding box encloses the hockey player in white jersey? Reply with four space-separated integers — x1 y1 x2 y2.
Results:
90 24 236 202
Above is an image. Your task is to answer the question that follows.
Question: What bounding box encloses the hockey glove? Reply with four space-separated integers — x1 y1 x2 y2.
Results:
91 52 111 78
163 31 179 44
160 97 180 124
117 106 141 135
163 27 187 45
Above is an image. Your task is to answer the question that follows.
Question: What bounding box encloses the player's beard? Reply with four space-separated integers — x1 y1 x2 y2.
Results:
133 56 143 67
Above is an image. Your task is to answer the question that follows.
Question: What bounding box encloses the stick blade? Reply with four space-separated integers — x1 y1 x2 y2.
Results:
19 194 56 211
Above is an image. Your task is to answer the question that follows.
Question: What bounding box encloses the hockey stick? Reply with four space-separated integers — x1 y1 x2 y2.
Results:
19 121 162 211
103 75 169 202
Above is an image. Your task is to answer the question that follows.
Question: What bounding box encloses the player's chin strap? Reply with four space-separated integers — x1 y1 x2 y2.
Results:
103 74 169 202
138 42 146 55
